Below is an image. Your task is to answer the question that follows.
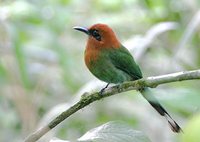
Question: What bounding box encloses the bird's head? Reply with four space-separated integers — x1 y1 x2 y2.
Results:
74 23 120 48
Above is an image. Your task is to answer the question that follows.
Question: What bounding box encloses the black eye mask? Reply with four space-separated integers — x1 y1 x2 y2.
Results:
89 29 101 41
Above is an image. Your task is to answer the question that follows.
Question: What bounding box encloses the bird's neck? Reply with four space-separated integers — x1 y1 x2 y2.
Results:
84 45 99 69
84 38 121 69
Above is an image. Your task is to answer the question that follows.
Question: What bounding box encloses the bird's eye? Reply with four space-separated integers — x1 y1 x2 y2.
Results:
91 30 101 41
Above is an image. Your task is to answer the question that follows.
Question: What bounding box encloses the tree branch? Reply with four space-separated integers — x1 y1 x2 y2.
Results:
24 69 200 142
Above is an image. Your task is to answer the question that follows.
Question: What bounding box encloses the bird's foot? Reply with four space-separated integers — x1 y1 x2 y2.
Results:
99 83 110 95
99 89 105 95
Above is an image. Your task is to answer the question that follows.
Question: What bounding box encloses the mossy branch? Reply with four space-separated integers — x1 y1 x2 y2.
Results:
24 69 200 142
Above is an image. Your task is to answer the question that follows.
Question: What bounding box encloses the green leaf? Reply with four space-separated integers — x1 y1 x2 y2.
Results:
49 138 71 142
180 114 200 142
78 121 151 142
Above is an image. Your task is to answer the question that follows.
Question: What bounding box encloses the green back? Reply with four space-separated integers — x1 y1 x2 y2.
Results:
107 45 143 80
87 45 143 84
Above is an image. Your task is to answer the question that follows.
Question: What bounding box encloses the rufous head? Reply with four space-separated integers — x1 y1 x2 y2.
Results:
74 23 120 48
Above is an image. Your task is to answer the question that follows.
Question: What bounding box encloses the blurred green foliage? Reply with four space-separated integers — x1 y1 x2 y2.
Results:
0 0 200 142
180 114 200 142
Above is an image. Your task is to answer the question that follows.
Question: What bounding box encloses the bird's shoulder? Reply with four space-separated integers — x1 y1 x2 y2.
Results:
107 45 143 79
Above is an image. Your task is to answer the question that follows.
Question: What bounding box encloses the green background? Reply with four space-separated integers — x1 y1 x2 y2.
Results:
0 0 200 142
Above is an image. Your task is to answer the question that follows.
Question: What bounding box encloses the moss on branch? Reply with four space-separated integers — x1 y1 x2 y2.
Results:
24 69 200 142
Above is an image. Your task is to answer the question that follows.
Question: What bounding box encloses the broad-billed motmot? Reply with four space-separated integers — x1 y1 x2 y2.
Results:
74 23 181 133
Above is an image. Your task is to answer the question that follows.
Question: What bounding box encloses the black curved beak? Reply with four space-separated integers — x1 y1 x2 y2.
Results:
73 26 90 35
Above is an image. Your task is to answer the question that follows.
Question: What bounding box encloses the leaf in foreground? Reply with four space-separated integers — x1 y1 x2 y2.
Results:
180 114 200 142
78 121 151 142
49 137 70 142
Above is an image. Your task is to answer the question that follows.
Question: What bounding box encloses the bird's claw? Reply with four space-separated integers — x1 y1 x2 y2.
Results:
99 83 110 95
99 88 105 95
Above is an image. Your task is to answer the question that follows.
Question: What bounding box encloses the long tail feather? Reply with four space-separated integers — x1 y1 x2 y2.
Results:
139 87 182 133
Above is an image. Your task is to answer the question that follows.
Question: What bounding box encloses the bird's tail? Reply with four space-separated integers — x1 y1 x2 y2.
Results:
139 87 182 133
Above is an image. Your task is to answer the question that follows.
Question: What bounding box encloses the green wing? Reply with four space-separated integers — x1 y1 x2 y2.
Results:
108 45 143 80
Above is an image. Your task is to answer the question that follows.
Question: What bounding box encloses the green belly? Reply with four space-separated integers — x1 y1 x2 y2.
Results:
88 58 132 84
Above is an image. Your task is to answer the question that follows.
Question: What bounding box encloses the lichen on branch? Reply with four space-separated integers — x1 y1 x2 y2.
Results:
24 69 200 142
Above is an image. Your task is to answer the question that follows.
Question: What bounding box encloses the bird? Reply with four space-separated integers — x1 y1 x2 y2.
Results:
73 23 182 133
